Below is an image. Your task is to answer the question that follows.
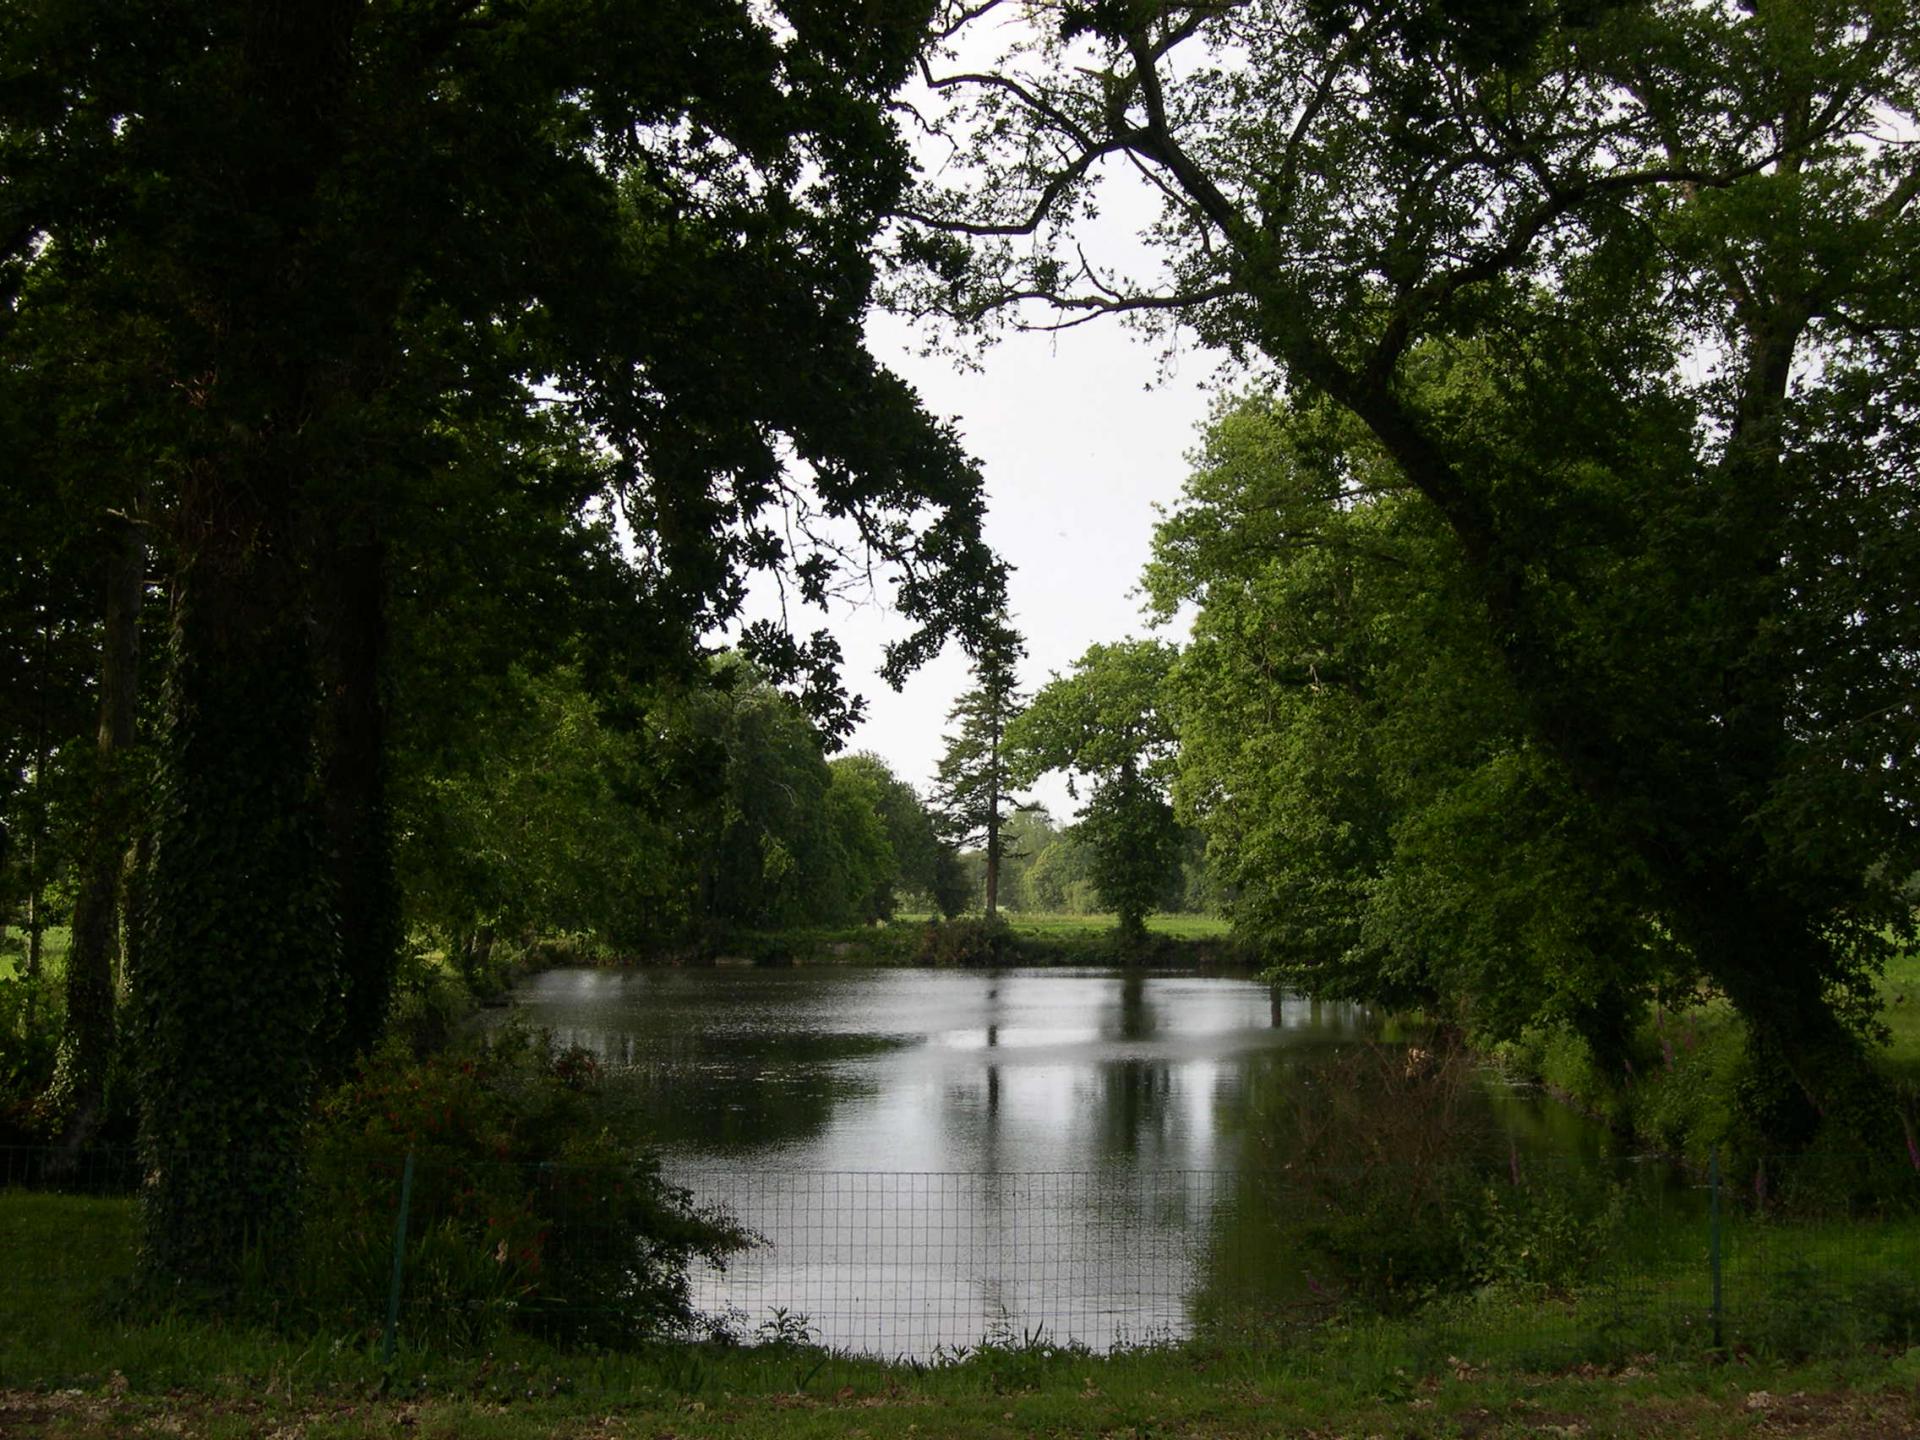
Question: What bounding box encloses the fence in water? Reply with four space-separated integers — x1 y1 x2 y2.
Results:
5 1145 1920 1367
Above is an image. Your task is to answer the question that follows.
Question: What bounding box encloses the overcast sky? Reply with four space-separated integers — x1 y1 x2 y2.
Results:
745 26 1232 822
806 310 1224 818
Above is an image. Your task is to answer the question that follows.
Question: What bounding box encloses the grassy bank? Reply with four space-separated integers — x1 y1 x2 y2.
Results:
7 1192 1920 1439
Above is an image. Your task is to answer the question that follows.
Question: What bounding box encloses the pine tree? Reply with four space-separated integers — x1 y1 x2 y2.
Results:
929 626 1025 921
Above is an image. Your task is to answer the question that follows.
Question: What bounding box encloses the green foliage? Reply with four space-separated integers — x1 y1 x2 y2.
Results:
1253 1042 1627 1308
305 1027 750 1347
3 0 1006 1301
1018 820 1099 914
821 765 898 924
0 962 61 1142
1152 390 1677 1053
397 664 685 957
667 657 887 934
1007 640 1184 939
396 657 946 957
914 0 1920 1138
827 753 941 922
927 844 975 920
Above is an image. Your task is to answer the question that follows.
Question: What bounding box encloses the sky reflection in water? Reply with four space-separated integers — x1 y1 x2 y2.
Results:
501 965 1370 1175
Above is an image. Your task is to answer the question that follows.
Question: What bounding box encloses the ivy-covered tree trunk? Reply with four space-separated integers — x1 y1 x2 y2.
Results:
312 529 399 1071
51 512 145 1143
132 481 338 1293
126 0 363 1291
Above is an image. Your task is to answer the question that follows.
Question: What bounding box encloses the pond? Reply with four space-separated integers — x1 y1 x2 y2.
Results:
498 964 1608 1355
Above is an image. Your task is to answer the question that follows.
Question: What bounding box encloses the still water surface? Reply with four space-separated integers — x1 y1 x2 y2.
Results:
501 965 1586 1353
509 965 1370 1171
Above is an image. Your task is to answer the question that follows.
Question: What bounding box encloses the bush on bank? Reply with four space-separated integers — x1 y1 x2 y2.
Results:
297 1025 751 1347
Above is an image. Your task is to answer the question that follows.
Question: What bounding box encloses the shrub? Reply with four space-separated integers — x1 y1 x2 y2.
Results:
299 1025 751 1346
1257 1039 1625 1308
914 917 1024 967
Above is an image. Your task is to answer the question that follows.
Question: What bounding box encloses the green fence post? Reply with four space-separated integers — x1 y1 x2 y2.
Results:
1708 1145 1723 1351
382 1151 417 1367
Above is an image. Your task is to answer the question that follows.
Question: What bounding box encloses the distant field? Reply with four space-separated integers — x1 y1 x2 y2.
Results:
1002 911 1231 940
895 911 1232 940
1874 942 1920 1082
0 925 68 985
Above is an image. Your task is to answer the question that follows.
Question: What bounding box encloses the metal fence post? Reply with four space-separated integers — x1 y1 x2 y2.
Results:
382 1151 417 1366
1708 1145 1723 1350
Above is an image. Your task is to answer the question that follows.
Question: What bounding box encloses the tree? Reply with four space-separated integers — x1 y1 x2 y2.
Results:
1149 389 1664 1059
0 256 155 1131
1007 640 1183 941
820 763 899 927
928 845 975 919
995 805 1065 912
662 657 900 934
829 753 945 921
908 0 1920 1138
3 0 1003 1291
1021 819 1100 914
929 625 1026 920
396 663 686 968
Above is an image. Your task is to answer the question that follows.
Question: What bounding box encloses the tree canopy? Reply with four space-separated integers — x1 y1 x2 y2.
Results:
1 0 1004 1288
907 0 1920 1137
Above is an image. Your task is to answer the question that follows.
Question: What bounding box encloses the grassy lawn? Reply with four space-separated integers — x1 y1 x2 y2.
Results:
993 911 1232 941
0 924 70 985
1873 944 1920 1086
886 911 1231 940
8 1358 1920 1438
720 912 1243 968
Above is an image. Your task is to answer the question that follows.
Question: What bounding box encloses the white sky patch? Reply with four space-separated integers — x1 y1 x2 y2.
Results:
728 306 1220 819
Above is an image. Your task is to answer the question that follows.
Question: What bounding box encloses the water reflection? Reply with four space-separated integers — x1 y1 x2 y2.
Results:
499 965 1374 1174
494 964 1386 1351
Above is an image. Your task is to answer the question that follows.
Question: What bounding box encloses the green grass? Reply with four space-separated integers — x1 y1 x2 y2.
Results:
884 910 1231 941
7 1193 1920 1439
0 925 70 985
1873 944 1920 1088
992 911 1232 940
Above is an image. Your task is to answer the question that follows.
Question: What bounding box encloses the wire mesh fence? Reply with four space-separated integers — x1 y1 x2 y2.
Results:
5 1145 1920 1368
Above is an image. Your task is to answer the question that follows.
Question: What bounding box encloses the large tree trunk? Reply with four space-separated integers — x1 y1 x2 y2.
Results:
311 529 399 1072
129 0 363 1296
132 482 338 1294
1676 878 1892 1144
51 512 145 1146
